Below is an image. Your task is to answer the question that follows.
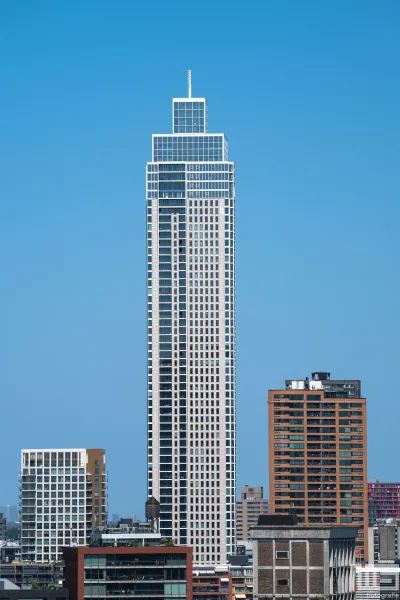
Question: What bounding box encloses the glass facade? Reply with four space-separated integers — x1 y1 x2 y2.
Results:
152 135 227 163
82 552 188 600
172 99 208 133
147 90 236 565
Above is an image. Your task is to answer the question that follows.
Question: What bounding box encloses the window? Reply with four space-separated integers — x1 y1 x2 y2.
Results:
276 550 289 559
277 579 289 586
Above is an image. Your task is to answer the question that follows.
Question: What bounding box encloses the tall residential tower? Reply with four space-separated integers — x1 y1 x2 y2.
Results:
268 372 368 561
146 73 236 564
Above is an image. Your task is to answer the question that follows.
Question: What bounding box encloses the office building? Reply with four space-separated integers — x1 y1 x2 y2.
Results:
63 546 192 600
20 449 107 563
250 514 356 600
369 482 400 521
367 518 400 564
268 371 368 561
236 486 268 542
355 564 400 600
146 72 236 564
192 566 232 600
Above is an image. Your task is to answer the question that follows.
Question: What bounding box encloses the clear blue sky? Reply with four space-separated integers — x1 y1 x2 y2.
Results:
1 0 399 517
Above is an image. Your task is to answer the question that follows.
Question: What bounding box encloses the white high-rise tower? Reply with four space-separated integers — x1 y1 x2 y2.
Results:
146 73 236 564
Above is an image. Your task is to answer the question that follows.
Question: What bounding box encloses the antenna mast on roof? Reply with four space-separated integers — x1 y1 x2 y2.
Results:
188 70 192 98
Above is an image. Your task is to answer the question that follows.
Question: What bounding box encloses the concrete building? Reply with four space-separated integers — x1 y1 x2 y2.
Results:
369 483 400 522
250 515 356 600
192 566 232 600
146 72 236 564
268 371 368 561
355 564 400 600
236 486 268 542
368 519 400 564
20 449 107 563
63 546 192 600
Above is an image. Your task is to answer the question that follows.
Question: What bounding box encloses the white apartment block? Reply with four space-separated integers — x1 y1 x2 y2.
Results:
20 448 107 562
146 73 236 565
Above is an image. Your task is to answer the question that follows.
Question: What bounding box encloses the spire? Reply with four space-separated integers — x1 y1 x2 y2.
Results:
188 70 192 98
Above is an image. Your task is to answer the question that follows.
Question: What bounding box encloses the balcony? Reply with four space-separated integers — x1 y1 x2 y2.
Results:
307 429 336 434
307 469 336 474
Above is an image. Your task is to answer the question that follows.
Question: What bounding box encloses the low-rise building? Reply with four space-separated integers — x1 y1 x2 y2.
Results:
228 555 253 600
0 580 68 600
250 514 356 600
356 564 400 600
63 546 192 600
0 564 63 589
91 517 162 548
192 566 232 600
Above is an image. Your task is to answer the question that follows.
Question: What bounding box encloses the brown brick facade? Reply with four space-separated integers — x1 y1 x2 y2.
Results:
258 541 274 566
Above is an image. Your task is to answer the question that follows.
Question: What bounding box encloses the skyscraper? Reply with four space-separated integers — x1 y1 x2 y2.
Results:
268 372 368 561
20 448 107 562
146 72 236 565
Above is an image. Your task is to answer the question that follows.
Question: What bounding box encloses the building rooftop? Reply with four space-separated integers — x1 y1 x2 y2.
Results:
249 517 358 540
274 371 362 397
0 580 19 590
257 515 297 526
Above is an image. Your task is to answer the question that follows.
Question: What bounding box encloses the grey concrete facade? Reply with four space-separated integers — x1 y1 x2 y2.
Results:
250 524 357 600
368 520 400 564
